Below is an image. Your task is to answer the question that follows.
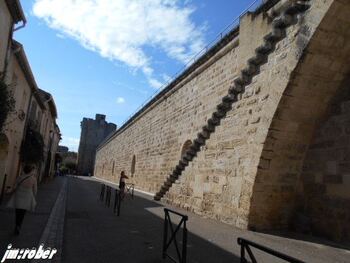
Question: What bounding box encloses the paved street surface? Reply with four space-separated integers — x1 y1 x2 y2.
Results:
0 176 349 262
0 177 63 262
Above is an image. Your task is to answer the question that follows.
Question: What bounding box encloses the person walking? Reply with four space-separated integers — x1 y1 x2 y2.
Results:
119 171 129 199
7 164 38 235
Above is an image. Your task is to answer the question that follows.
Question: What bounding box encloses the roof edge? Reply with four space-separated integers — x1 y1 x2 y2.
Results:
5 0 26 24
12 40 45 109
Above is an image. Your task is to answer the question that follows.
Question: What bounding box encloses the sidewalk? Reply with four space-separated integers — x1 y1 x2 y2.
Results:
0 177 64 261
64 176 350 263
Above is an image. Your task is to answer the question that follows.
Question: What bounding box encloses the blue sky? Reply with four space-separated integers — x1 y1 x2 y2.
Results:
14 0 262 151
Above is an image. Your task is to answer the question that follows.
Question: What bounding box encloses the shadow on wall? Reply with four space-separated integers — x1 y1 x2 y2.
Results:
293 80 350 244
248 0 350 244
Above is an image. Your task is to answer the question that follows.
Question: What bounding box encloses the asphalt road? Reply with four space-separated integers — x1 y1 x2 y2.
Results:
1 176 349 263
62 177 350 263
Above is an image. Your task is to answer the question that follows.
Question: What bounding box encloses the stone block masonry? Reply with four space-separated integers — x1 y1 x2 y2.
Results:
95 0 350 242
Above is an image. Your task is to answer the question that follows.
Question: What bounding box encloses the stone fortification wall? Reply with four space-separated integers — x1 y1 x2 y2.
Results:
95 0 350 241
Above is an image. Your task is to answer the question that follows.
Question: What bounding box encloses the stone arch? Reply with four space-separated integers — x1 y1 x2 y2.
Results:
131 155 136 177
295 84 350 241
180 140 192 158
248 0 350 241
0 133 9 190
111 160 115 176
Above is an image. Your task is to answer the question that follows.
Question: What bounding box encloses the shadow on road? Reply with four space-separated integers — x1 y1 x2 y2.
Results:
63 177 241 263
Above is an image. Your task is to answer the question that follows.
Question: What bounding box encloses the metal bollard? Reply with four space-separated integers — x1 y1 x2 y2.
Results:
105 186 111 207
113 188 121 216
0 174 7 205
99 184 105 201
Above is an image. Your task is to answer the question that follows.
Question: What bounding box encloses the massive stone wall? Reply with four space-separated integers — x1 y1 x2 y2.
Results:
95 0 350 241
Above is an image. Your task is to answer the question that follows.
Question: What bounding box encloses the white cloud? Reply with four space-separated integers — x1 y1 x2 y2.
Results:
56 33 66 39
32 0 206 88
116 97 125 104
148 78 163 89
162 73 172 83
61 136 80 151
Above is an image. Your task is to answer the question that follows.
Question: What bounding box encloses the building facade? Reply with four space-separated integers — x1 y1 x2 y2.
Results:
57 145 69 154
37 89 61 181
95 0 350 242
0 0 25 76
0 0 60 193
77 114 116 176
0 0 27 192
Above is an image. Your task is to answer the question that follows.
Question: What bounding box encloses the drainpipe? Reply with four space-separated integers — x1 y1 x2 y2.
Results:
1 25 13 81
1 18 26 81
13 20 26 32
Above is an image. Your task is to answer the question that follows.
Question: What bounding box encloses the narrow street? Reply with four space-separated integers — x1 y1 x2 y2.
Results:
1 176 349 262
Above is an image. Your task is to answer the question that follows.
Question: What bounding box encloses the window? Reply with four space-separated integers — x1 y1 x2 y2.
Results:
131 155 136 177
181 140 192 158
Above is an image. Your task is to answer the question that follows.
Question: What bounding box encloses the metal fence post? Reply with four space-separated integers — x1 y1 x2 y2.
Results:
182 219 187 263
113 188 118 214
100 184 105 201
162 209 168 259
108 186 111 206
106 186 111 207
162 208 188 263
114 188 121 216
240 242 246 263
0 174 7 205
105 186 108 205
117 190 121 216
237 237 305 263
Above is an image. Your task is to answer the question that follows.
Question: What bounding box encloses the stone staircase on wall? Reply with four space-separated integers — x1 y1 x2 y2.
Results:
154 0 311 201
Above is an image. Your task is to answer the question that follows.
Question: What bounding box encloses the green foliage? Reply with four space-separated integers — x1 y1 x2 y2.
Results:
0 78 15 132
59 166 69 175
21 128 44 164
64 161 76 171
58 151 77 174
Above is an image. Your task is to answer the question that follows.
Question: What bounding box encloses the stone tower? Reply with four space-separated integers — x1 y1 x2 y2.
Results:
77 114 116 176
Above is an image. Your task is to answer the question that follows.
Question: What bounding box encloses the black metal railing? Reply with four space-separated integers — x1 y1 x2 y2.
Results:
99 184 105 201
162 208 188 263
113 188 121 216
126 183 135 199
0 174 7 205
99 183 123 216
237 237 305 263
105 185 112 207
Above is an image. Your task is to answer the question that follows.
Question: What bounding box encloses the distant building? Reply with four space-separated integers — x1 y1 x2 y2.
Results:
77 114 116 176
57 145 69 153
